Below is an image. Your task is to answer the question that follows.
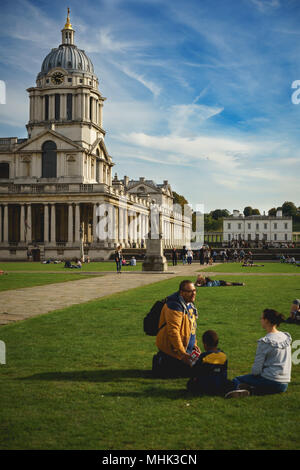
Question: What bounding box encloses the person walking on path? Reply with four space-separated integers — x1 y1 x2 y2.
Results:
172 248 178 266
114 245 123 274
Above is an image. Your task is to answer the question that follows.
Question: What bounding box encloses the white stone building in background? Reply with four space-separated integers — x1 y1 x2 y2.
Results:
223 209 293 245
0 11 191 261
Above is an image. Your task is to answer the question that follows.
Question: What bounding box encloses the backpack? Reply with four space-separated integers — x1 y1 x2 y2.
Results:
143 298 167 336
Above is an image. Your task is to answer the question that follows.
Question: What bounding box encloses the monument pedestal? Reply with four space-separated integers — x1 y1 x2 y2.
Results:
142 237 168 272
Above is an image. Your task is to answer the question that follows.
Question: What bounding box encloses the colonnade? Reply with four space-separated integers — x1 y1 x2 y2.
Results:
0 202 190 248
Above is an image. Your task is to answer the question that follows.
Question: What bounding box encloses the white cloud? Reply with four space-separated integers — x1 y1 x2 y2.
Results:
117 64 161 97
167 103 224 135
248 0 281 13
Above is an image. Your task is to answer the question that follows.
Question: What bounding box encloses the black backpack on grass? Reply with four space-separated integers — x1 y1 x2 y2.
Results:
143 298 167 336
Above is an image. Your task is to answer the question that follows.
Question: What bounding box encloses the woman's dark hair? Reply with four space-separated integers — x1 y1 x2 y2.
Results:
202 330 219 348
262 309 285 326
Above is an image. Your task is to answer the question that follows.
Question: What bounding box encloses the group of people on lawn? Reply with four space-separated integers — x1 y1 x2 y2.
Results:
151 279 296 399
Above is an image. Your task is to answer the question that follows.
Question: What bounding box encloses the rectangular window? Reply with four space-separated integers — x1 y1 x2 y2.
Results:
284 223 288 229
67 94 72 120
285 234 288 241
0 162 9 178
227 223 231 229
238 223 241 229
45 95 49 121
256 223 259 230
274 234 277 241
55 94 60 120
274 223 277 229
264 223 267 229
248 223 251 229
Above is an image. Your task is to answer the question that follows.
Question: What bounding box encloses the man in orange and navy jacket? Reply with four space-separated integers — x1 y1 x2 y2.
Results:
153 279 200 378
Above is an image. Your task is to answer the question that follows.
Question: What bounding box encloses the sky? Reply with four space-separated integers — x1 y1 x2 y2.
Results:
0 0 300 214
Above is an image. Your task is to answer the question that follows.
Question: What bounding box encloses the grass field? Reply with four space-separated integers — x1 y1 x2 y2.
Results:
0 271 300 450
0 261 142 272
199 261 300 274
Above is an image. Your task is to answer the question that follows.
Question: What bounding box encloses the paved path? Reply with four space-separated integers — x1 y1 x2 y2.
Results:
0 263 202 326
1 264 299 326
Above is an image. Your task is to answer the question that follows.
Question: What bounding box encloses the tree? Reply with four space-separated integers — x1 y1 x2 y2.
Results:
268 208 277 216
210 209 230 220
252 208 261 215
243 206 253 217
282 201 297 217
172 191 189 210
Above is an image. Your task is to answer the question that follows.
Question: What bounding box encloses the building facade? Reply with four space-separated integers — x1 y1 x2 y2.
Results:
223 210 292 245
0 11 191 261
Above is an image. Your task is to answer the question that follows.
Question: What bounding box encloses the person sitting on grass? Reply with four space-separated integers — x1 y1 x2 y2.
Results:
195 274 244 287
242 262 264 267
152 280 200 378
187 330 243 397
226 309 292 397
285 299 300 324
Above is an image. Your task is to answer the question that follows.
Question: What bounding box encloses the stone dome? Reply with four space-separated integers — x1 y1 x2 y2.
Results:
38 44 95 78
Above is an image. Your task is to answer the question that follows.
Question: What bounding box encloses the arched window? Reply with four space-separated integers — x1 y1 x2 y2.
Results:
42 141 57 178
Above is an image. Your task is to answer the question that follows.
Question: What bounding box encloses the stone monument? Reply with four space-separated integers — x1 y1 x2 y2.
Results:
142 204 168 272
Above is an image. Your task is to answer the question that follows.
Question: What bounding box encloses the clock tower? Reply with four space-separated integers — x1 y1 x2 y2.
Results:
26 9 106 149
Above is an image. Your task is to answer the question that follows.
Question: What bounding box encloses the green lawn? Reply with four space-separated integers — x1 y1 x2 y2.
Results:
0 274 299 450
0 261 142 272
199 261 300 274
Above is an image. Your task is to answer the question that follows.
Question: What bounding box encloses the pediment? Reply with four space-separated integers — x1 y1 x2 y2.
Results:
16 129 84 153
127 181 160 194
90 137 112 164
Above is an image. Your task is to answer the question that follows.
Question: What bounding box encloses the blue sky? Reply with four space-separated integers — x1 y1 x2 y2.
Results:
0 0 300 213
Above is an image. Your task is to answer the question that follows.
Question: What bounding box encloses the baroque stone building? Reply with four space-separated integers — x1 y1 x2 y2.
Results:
0 11 191 261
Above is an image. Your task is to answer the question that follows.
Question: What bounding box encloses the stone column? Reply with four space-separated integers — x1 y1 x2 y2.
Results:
3 204 8 243
61 94 67 120
49 95 55 120
123 207 129 247
20 204 25 243
75 203 80 243
118 207 125 246
108 204 116 247
50 203 56 244
68 203 73 244
99 161 104 183
93 203 98 243
44 203 49 243
26 204 32 243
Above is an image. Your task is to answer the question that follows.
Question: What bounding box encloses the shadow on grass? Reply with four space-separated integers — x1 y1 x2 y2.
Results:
19 369 153 382
18 369 189 399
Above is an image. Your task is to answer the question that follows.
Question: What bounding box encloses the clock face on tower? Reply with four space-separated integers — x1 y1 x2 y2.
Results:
51 72 64 85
